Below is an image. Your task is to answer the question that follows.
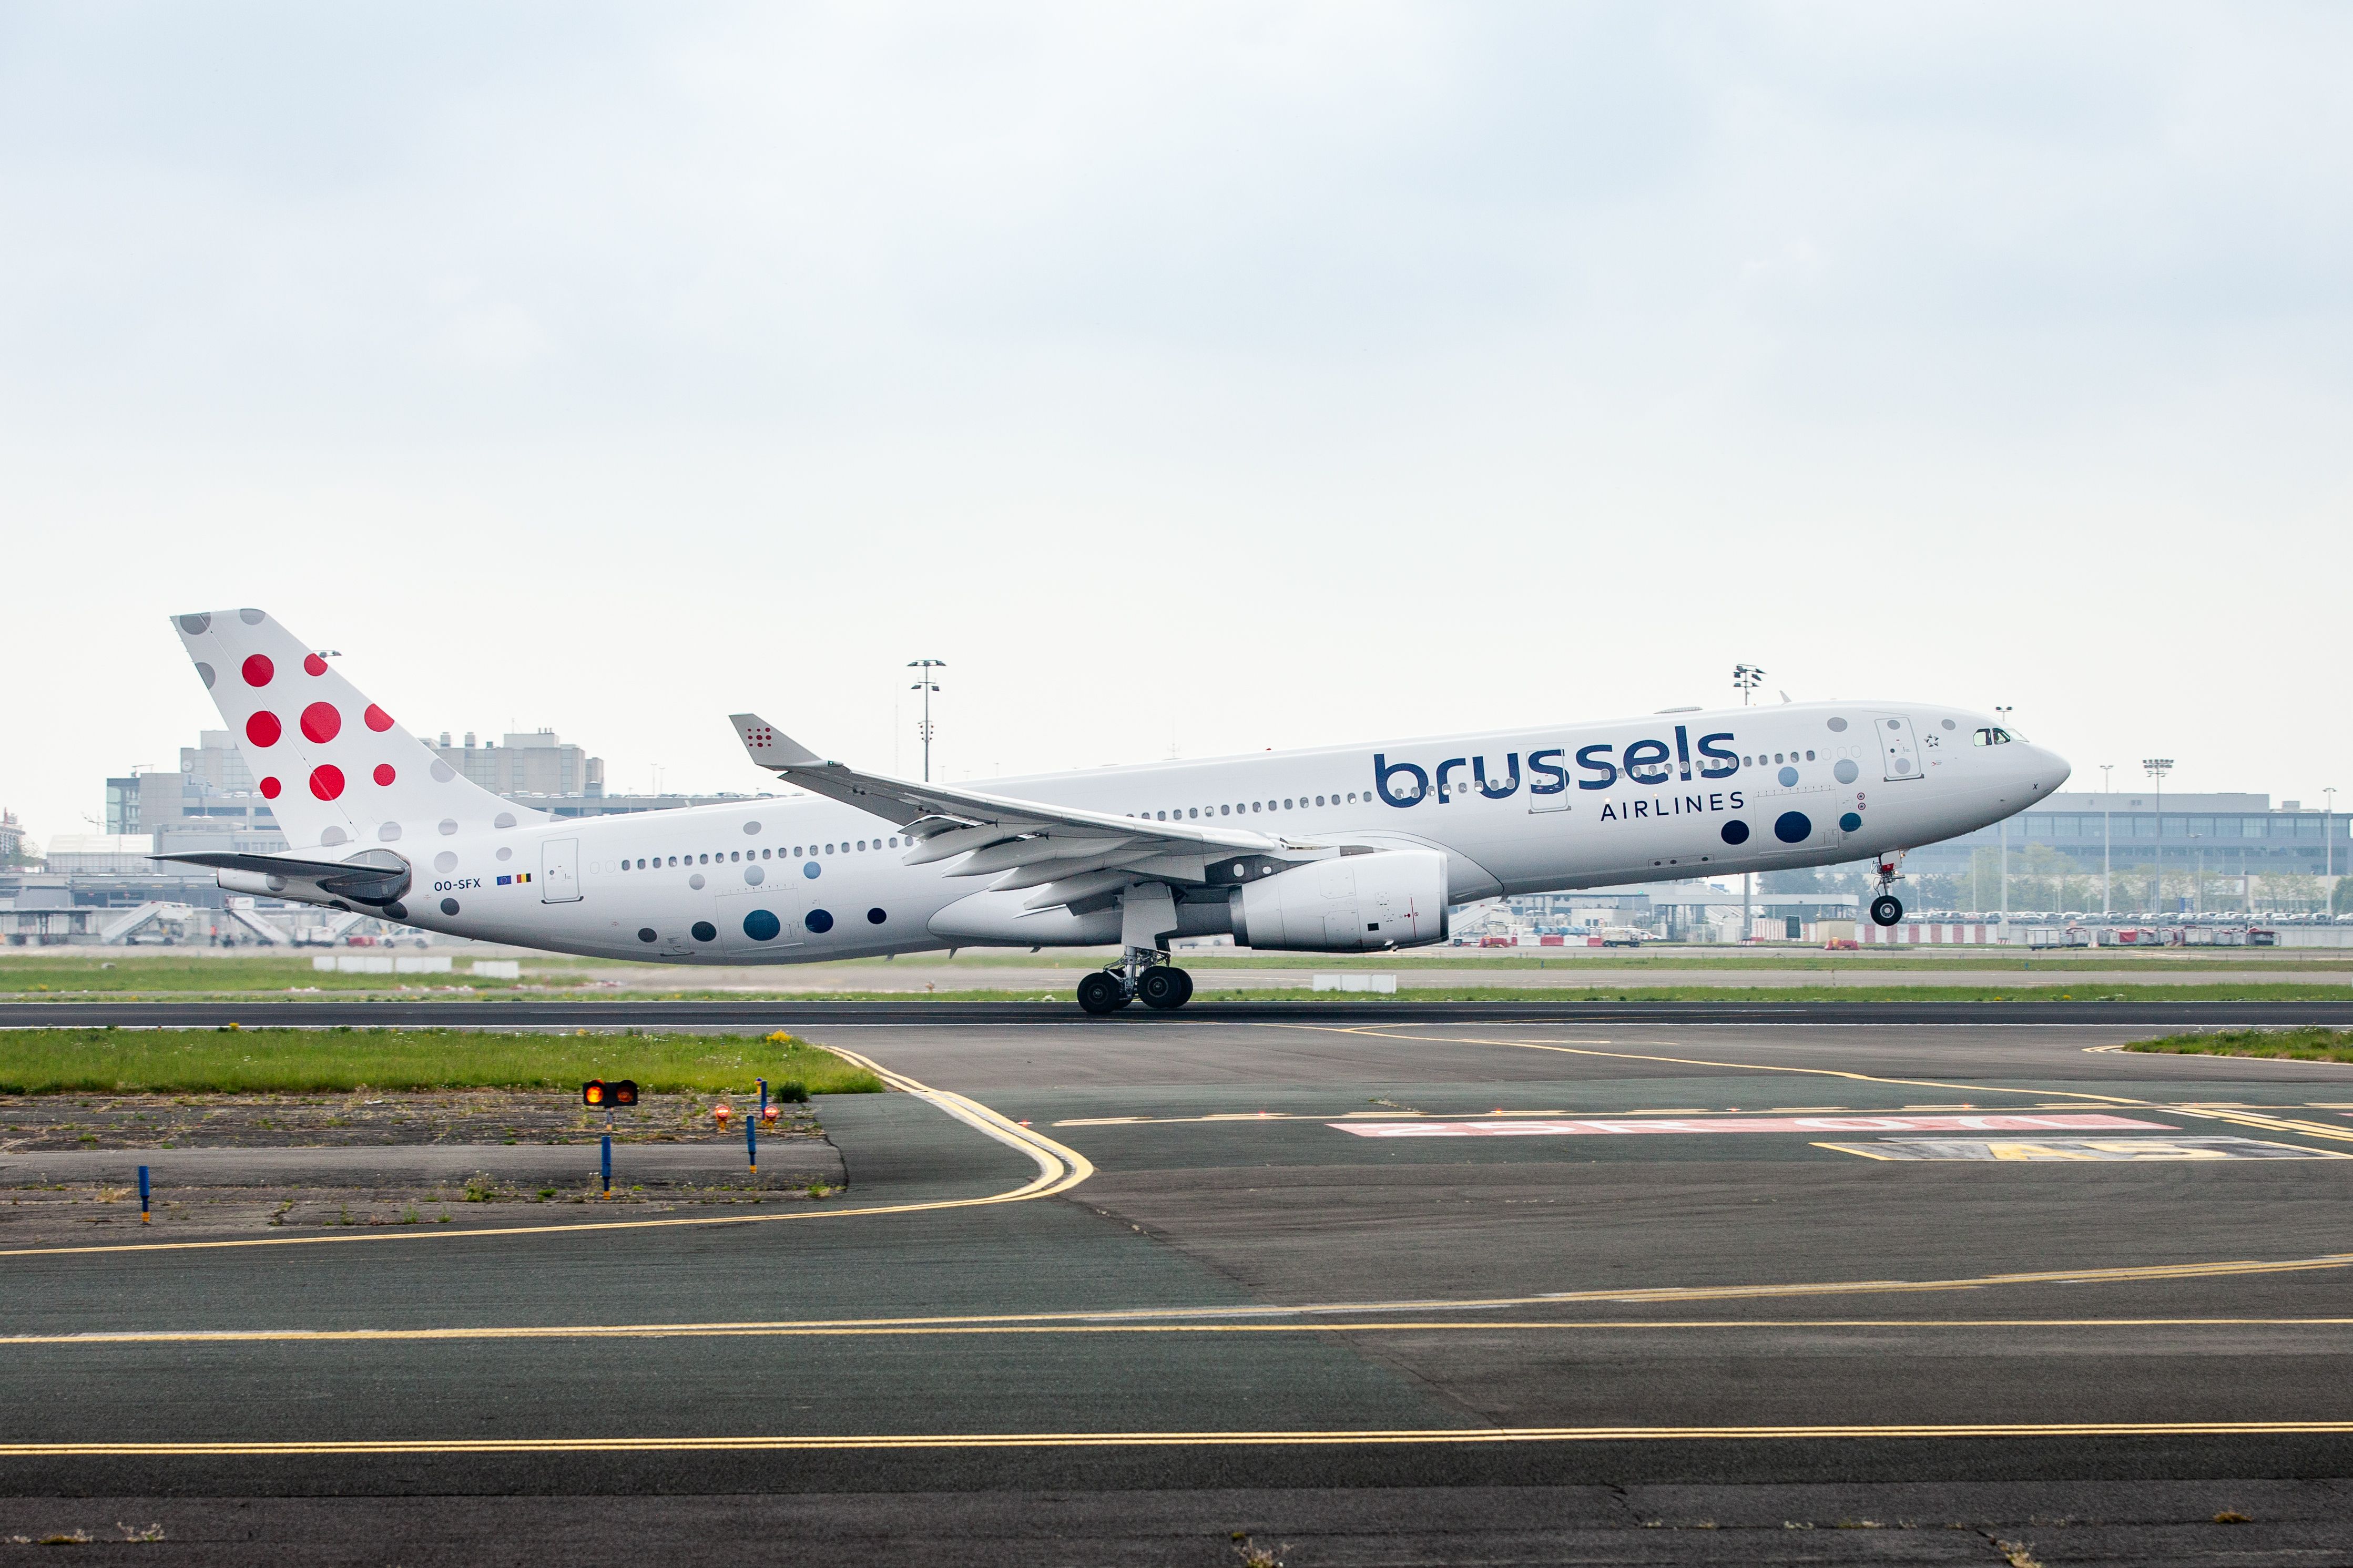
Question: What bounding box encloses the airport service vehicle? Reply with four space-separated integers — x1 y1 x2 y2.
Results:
158 609 2069 1012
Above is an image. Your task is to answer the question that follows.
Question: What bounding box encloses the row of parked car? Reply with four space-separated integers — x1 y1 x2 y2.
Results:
1916 910 2352 926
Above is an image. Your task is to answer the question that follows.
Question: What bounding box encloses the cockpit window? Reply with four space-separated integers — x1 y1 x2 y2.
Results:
1972 726 2021 746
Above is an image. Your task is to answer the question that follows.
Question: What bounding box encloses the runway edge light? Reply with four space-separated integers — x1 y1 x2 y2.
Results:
611 1080 638 1107
583 1080 607 1108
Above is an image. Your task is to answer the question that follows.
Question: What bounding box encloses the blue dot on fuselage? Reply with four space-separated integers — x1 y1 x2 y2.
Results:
803 862 821 878
742 908 781 942
1778 765 1799 786
806 908 834 934
1840 812 1862 832
1719 819 1749 845
1774 811 1811 844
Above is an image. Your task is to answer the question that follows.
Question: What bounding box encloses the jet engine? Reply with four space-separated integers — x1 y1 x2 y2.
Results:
1228 849 1448 952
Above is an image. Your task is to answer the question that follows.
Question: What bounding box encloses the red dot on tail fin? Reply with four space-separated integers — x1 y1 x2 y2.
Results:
246 711 281 747
300 702 341 744
303 653 328 677
259 776 281 799
309 765 345 801
364 704 393 732
373 764 396 786
241 654 273 688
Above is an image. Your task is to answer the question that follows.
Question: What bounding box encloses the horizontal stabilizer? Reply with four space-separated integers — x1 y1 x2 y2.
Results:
154 850 401 880
154 848 412 906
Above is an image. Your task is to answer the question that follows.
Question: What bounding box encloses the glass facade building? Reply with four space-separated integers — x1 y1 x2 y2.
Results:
1907 792 2347 884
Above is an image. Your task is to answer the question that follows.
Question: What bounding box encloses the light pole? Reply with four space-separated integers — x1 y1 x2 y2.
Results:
1734 665 1763 939
2144 758 2173 915
908 660 946 782
2327 786 2338 883
1995 708 2014 917
2100 763 2113 917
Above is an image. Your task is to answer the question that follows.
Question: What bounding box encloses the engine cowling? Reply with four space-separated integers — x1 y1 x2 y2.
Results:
1229 849 1449 952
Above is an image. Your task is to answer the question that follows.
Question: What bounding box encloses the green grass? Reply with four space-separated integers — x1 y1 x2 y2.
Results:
2125 1028 2353 1063
0 957 566 995
0 1028 884 1095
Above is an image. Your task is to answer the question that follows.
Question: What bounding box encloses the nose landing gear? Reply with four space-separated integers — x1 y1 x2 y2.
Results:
1076 950 1196 1013
1870 851 1909 927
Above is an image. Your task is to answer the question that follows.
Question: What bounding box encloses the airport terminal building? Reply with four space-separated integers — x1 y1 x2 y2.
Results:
1905 792 2348 889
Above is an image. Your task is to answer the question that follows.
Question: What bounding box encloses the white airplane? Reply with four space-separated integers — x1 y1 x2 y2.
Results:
159 609 2069 1012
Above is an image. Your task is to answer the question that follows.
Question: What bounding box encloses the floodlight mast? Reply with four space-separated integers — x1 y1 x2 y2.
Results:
1733 664 1764 939
2144 758 2174 914
908 660 946 782
1998 708 2014 917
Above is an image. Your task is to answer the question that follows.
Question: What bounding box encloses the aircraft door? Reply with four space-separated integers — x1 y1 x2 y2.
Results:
540 838 582 903
1877 716 1923 782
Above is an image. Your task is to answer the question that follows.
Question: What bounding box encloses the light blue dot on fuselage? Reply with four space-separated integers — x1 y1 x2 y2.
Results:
1778 765 1799 786
803 862 821 878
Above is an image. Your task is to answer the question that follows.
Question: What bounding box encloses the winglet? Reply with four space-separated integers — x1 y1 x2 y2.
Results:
730 713 823 771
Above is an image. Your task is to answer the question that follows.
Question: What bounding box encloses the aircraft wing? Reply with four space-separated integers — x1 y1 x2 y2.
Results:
729 713 1312 911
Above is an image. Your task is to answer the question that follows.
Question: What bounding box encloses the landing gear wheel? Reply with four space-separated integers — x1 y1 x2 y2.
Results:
1137 966 1194 1010
1076 971 1127 1014
1870 894 1904 927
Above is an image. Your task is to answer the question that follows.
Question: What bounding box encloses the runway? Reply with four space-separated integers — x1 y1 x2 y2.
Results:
8 995 2353 1028
8 1009 2353 1561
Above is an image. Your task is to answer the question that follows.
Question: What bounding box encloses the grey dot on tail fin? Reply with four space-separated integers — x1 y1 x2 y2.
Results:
239 608 266 624
196 662 215 689
178 613 211 635
430 761 456 783
438 819 459 836
321 826 348 845
494 812 516 829
378 823 402 842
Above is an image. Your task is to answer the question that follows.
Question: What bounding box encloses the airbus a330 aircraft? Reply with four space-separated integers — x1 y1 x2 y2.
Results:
159 610 2069 1012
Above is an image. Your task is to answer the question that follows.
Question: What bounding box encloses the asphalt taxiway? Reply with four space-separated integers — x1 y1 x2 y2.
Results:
8 1009 2353 1561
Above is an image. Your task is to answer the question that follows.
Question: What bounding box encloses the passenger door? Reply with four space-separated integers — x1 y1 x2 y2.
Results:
539 838 582 903
1877 716 1923 782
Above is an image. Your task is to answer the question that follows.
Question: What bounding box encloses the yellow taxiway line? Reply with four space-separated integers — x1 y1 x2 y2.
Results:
9 1421 2353 1456
8 1249 2350 1346
0 1044 1091 1260
7 1317 2352 1349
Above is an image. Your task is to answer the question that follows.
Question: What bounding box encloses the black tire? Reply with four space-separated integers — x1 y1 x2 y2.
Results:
1076 971 1126 1014
1138 966 1187 1010
1171 967 1194 1007
1870 894 1903 927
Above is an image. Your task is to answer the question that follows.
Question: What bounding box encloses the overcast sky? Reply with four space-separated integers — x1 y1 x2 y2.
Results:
5 3 2350 839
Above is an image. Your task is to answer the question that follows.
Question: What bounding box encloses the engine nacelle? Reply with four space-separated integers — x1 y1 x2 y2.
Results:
1229 850 1449 952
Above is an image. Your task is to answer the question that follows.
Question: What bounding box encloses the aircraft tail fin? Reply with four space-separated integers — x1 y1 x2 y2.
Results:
170 609 541 856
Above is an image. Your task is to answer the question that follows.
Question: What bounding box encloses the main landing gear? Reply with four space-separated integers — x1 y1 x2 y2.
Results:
1869 850 1909 927
1076 950 1196 1014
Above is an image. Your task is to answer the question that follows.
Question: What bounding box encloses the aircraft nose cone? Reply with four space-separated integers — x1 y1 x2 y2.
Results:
2030 747 2072 793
